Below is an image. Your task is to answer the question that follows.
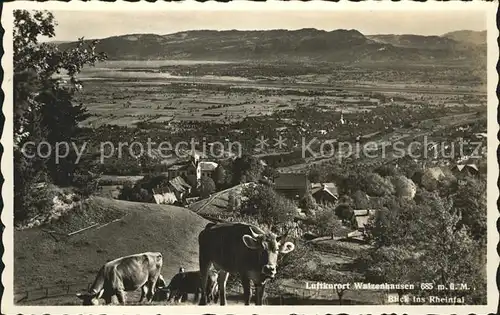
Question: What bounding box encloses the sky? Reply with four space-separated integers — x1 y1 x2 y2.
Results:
48 10 486 42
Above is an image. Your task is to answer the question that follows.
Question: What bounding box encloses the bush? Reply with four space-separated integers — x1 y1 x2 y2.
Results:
312 207 343 239
199 177 216 199
364 173 395 197
241 184 296 231
352 190 370 209
299 192 317 215
334 203 354 222
118 183 153 203
72 171 100 197
374 165 400 177
389 175 416 200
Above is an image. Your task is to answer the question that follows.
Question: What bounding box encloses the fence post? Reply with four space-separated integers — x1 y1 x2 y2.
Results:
87 283 91 291
45 287 49 297
67 284 70 294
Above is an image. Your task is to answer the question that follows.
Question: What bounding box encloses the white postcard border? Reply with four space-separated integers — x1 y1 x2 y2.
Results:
1 1 498 314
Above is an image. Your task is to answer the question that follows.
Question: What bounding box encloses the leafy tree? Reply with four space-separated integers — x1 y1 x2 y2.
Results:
14 10 105 145
337 172 365 195
241 184 296 231
334 203 354 222
358 246 420 304
307 167 329 183
213 165 226 189
368 196 434 248
364 173 395 197
374 165 400 177
13 9 105 222
419 194 485 304
452 177 486 245
389 175 416 200
367 191 487 304
118 183 153 203
352 190 370 209
313 207 343 239
299 192 317 215
232 154 264 185
200 177 216 199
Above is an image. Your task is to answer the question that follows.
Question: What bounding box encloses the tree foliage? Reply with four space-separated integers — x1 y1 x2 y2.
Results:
389 175 417 200
364 173 395 197
334 203 354 222
241 184 296 231
231 154 265 185
13 10 106 222
312 207 343 239
299 192 317 214
364 190 486 304
453 177 487 245
200 177 216 199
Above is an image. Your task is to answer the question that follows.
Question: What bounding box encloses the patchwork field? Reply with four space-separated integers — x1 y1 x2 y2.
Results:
74 61 486 129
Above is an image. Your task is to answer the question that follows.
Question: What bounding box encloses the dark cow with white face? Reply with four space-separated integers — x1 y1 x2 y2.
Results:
76 252 163 305
198 222 295 305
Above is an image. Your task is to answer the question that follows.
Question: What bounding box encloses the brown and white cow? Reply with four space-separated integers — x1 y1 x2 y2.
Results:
198 222 295 305
76 252 163 305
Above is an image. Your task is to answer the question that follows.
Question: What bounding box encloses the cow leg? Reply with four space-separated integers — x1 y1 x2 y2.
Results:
217 271 229 306
240 275 252 305
175 292 183 303
103 293 113 305
213 284 219 304
198 257 211 305
194 289 200 303
116 290 126 305
146 279 157 302
181 292 188 302
255 284 265 305
139 286 148 303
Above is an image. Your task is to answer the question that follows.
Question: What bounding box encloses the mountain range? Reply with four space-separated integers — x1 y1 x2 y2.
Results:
56 29 486 64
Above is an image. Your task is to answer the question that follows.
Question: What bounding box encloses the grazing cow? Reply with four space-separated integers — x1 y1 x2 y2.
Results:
76 252 163 305
198 222 295 305
165 269 218 303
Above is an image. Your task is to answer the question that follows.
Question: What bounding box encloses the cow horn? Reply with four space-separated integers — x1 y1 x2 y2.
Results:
248 226 261 238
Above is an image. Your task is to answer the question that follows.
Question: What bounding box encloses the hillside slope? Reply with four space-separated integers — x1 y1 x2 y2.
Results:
14 197 209 304
56 28 485 63
443 30 487 46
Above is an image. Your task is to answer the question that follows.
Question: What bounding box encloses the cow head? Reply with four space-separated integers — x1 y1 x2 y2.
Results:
76 291 101 305
242 227 295 279
156 274 167 288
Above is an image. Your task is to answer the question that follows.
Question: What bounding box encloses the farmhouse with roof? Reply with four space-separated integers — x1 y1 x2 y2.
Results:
348 209 377 240
166 152 219 187
151 175 192 205
310 182 338 204
274 173 310 200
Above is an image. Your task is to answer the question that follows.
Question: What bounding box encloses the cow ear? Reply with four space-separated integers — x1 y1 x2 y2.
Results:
242 235 261 249
280 241 295 254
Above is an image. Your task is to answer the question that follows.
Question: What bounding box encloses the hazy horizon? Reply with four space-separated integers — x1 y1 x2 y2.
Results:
45 28 487 43
44 10 486 42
